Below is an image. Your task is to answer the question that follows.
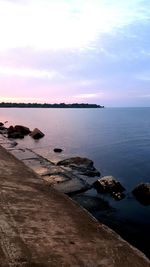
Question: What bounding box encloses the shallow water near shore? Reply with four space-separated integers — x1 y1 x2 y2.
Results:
0 107 150 257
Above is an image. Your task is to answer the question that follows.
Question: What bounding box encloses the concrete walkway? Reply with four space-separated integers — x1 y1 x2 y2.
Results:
0 145 149 267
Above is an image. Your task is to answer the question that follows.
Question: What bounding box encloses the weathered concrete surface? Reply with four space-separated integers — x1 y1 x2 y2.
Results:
0 145 150 267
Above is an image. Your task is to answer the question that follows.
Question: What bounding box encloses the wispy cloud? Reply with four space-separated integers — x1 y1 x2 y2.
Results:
0 0 149 51
75 92 104 99
0 66 63 80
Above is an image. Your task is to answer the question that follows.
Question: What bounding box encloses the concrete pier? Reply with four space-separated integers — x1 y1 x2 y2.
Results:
0 145 149 267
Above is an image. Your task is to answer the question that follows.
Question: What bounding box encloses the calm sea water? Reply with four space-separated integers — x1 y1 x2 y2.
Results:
0 107 150 256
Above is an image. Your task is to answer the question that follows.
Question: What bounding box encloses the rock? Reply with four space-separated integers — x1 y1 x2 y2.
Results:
132 183 150 206
57 157 94 168
7 125 30 139
57 157 100 177
8 132 24 139
8 126 14 134
0 122 4 127
54 148 63 153
8 125 30 136
30 128 45 139
93 176 125 200
14 125 31 135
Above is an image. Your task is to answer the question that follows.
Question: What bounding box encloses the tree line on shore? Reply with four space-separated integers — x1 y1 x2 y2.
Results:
0 102 104 108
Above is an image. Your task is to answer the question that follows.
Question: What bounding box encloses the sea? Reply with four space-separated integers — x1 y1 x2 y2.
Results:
0 107 150 257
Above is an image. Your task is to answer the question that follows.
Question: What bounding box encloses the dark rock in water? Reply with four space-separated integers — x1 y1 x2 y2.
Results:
8 132 24 139
57 157 100 177
93 176 125 200
30 128 45 139
14 125 31 135
8 125 30 137
7 125 28 139
54 148 63 153
8 126 14 134
132 183 150 206
0 122 4 127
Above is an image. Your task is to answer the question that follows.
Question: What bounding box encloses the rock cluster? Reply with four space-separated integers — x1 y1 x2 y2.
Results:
0 122 45 140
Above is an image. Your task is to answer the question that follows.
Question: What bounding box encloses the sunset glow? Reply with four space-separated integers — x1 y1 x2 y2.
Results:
0 0 150 106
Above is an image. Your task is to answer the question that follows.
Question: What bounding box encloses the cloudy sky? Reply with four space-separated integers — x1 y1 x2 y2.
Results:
0 0 150 106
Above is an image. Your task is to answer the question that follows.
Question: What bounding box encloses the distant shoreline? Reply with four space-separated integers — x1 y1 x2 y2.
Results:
0 102 104 108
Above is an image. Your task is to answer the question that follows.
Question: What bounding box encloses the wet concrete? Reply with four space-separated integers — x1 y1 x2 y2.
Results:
0 145 150 266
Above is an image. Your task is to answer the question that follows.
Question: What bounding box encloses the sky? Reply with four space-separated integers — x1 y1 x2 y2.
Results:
0 0 150 107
